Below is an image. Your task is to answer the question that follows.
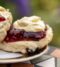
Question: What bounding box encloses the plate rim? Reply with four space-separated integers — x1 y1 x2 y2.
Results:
0 46 48 64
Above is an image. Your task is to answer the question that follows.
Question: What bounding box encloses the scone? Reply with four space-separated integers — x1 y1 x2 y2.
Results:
0 16 53 56
0 6 13 42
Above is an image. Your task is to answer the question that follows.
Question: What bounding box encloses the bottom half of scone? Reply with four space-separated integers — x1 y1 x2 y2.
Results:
0 25 53 55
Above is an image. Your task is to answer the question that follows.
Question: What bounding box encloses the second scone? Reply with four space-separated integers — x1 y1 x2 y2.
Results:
0 6 13 42
0 16 53 55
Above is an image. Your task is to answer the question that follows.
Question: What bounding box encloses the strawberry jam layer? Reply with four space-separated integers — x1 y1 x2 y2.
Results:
4 27 46 42
0 16 5 22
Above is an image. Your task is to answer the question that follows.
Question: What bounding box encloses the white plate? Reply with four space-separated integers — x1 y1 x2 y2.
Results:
0 46 48 64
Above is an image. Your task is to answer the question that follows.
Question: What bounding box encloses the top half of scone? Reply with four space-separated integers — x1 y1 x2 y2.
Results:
0 6 13 30
0 6 13 42
3 16 53 43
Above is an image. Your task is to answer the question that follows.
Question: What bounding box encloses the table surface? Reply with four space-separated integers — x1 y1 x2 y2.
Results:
0 46 60 67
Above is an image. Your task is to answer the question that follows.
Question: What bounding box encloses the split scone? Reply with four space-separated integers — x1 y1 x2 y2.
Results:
0 6 13 42
0 16 53 56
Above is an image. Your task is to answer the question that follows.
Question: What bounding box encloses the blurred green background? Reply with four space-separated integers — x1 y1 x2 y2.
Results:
0 0 60 47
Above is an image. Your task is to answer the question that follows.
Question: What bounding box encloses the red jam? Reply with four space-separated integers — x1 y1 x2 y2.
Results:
4 28 46 42
0 16 5 22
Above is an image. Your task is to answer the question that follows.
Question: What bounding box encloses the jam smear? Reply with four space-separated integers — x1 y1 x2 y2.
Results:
4 28 46 42
0 16 5 22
